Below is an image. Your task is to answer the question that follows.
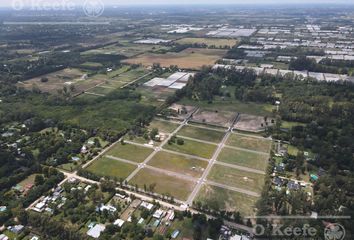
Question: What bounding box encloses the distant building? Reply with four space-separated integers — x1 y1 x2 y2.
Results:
87 224 105 239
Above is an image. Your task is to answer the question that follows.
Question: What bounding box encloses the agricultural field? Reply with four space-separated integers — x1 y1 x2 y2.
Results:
148 151 208 178
177 125 225 143
226 133 272 153
105 143 154 163
163 137 217 159
208 165 265 193
129 168 196 200
175 37 238 48
86 157 137 179
217 147 269 171
195 185 258 216
123 48 227 69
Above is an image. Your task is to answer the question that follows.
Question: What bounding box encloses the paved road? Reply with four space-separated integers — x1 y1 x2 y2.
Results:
185 113 240 206
206 180 261 197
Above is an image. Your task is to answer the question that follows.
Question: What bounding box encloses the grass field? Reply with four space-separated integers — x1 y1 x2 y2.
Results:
226 134 272 153
129 168 196 200
86 157 137 179
177 125 225 143
88 86 113 95
82 43 170 57
148 119 180 133
18 174 38 188
164 137 217 159
105 143 154 163
217 147 269 171
123 48 226 69
179 98 274 116
208 165 265 193
196 184 258 216
148 151 208 178
175 37 238 48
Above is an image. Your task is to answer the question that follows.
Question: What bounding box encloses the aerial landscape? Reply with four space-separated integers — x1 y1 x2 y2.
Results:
0 0 353 239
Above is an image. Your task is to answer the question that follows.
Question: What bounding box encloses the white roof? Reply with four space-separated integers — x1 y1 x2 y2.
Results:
87 224 105 239
113 219 125 227
140 201 154 210
144 78 165 87
153 209 165 219
169 82 186 89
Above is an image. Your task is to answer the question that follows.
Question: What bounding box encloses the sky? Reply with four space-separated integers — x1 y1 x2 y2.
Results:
0 0 352 7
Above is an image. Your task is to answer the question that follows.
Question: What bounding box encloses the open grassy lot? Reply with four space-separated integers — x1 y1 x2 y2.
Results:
195 184 257 216
19 68 102 94
88 86 113 95
148 151 208 178
123 48 226 69
18 174 38 188
105 143 153 163
86 157 137 179
163 137 217 159
226 133 272 153
208 165 265 193
177 125 225 143
82 43 170 57
179 98 274 116
148 119 180 133
129 168 196 200
175 37 238 48
217 147 269 171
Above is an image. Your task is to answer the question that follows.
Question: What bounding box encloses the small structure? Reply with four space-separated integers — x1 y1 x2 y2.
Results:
153 209 165 219
113 219 125 227
0 234 9 240
140 201 154 211
87 224 105 239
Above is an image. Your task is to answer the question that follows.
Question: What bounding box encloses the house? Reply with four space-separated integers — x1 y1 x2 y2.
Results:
0 234 9 240
33 202 45 212
230 234 242 240
8 225 24 234
99 204 116 213
166 210 175 221
153 209 165 219
113 219 125 227
140 201 154 211
287 180 301 190
0 206 7 212
87 224 105 239
171 230 180 239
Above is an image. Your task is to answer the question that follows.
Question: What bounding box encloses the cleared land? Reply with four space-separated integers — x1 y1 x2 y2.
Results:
86 157 137 179
208 165 265 193
129 168 196 200
191 109 235 128
163 138 217 159
177 125 225 143
105 143 154 163
19 68 102 94
149 119 180 133
175 37 238 48
148 151 208 178
123 48 226 69
226 133 272 153
234 114 273 132
217 147 269 171
196 184 258 216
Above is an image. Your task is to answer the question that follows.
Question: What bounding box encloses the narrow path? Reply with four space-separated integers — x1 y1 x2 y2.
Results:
206 180 261 197
214 161 266 175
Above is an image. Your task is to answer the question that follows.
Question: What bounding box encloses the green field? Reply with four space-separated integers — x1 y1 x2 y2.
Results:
226 134 272 153
88 86 113 95
164 137 217 159
129 168 196 200
86 157 136 179
217 147 269 171
105 143 153 163
208 165 265 193
195 184 258 216
177 125 225 143
148 151 208 177
148 119 180 133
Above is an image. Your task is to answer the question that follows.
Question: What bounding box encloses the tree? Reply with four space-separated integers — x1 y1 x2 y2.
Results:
34 175 45 186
